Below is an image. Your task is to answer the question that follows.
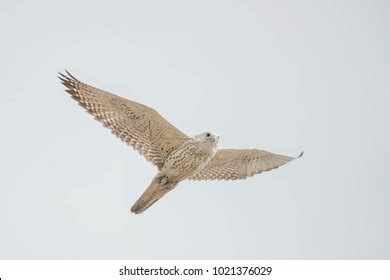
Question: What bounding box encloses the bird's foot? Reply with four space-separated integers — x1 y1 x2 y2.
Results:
160 177 175 189
160 177 169 186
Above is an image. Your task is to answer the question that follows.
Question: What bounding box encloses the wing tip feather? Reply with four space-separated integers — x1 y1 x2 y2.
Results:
58 69 78 83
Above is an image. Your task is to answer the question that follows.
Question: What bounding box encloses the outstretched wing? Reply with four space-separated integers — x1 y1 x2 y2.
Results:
59 71 188 170
189 149 303 180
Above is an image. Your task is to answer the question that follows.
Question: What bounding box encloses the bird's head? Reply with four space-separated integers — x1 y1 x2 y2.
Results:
195 132 219 146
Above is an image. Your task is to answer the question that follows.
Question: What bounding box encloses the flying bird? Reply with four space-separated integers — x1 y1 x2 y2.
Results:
59 71 303 214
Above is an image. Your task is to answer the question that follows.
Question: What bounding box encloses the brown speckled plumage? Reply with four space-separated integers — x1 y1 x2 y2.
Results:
58 71 187 170
59 71 302 214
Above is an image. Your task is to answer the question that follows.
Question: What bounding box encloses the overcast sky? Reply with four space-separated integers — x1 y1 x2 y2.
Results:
0 0 389 259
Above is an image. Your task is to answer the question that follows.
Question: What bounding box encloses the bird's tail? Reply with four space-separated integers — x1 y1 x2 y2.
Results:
131 176 177 214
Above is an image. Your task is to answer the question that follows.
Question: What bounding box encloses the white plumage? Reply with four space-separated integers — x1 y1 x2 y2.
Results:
59 71 302 214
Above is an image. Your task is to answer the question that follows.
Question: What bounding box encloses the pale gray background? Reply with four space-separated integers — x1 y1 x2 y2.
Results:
0 0 388 259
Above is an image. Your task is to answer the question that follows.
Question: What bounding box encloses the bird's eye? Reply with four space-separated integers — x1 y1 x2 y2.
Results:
206 133 211 137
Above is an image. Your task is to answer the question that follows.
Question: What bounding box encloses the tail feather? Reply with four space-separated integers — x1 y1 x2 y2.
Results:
131 177 177 214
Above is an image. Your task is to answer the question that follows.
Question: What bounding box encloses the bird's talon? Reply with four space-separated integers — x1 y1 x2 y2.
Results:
160 177 169 186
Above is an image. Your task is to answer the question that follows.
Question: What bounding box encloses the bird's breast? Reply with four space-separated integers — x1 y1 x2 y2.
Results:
162 142 215 181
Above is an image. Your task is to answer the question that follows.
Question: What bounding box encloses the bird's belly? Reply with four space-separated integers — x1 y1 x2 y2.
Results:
162 152 211 181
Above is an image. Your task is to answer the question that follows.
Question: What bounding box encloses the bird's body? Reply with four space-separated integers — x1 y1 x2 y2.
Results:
160 133 218 182
131 133 218 213
59 71 302 214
